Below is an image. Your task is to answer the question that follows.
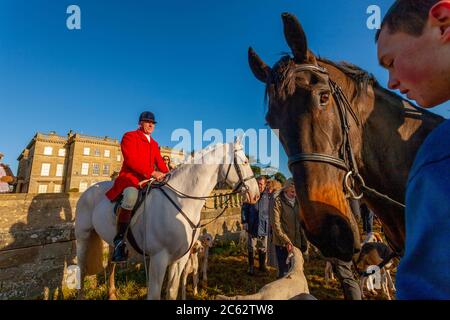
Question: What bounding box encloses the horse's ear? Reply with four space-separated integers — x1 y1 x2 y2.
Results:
248 47 271 83
282 13 316 64
234 135 243 146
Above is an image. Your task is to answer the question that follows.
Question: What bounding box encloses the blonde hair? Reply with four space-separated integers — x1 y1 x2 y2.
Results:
267 179 282 193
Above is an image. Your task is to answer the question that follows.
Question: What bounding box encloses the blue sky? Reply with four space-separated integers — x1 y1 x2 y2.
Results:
1 0 449 177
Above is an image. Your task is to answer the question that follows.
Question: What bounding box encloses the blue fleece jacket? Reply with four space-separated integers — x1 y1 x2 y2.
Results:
396 119 450 300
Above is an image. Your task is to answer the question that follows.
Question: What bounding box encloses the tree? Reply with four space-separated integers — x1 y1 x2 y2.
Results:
250 165 261 177
273 172 287 184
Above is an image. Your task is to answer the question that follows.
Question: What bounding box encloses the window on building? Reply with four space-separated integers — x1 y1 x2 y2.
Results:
43 147 53 156
103 164 110 175
79 181 88 192
41 163 51 176
58 148 66 157
92 163 100 175
38 184 48 193
54 184 62 193
83 147 90 156
56 164 64 177
94 149 100 157
117 154 121 161
104 149 110 157
81 163 89 175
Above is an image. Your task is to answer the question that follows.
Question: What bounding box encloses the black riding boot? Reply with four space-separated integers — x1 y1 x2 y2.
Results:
258 251 267 272
112 208 131 263
247 252 255 275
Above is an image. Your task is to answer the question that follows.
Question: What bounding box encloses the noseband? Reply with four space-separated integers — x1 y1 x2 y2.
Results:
287 64 405 208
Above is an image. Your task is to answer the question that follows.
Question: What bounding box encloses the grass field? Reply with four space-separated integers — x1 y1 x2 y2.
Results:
61 239 395 300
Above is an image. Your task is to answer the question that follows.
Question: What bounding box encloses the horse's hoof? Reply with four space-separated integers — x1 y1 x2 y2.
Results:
109 293 118 300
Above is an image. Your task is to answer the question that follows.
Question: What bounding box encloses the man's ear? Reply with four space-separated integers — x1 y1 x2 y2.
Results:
429 1 450 42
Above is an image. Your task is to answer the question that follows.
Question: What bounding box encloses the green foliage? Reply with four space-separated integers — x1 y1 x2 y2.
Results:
273 172 287 184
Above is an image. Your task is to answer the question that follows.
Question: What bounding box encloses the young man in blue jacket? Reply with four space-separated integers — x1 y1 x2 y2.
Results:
377 0 450 299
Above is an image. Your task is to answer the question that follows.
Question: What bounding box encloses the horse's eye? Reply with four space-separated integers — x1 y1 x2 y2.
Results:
320 92 330 105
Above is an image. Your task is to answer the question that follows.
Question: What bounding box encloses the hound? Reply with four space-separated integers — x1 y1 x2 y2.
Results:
216 246 309 300
198 233 213 287
356 242 396 300
181 240 204 300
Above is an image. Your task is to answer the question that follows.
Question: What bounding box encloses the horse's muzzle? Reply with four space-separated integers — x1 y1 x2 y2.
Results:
316 215 357 262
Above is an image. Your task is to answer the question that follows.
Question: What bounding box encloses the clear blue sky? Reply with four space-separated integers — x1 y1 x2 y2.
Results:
1 0 449 177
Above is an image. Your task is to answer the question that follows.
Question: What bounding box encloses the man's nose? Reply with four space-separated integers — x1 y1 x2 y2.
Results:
388 73 400 90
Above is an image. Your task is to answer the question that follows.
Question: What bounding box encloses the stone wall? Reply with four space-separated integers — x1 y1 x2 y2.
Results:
0 191 243 299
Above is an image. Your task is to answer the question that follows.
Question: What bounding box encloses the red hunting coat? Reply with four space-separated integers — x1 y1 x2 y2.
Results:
106 129 169 201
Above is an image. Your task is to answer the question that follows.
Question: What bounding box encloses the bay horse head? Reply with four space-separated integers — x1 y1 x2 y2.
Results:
249 13 363 261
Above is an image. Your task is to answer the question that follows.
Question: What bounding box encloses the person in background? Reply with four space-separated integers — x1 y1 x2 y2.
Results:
0 152 15 193
163 155 175 171
267 179 283 268
270 178 308 278
241 176 270 275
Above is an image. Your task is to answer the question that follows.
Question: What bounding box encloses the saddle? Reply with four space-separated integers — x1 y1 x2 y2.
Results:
111 176 170 255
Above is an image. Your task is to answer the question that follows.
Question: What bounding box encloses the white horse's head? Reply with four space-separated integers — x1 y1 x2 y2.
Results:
219 140 260 204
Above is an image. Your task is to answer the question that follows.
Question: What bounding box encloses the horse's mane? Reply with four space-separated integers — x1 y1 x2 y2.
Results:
167 143 229 180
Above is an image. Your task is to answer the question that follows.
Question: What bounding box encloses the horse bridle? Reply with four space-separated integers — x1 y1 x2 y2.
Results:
223 148 256 194
286 64 405 208
286 64 405 258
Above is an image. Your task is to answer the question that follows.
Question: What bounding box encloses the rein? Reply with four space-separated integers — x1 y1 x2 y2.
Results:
137 149 255 259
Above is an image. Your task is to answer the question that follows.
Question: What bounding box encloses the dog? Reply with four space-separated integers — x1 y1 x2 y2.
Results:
362 232 384 245
324 260 335 284
216 246 309 300
356 242 396 300
198 233 213 287
323 232 384 284
181 240 204 300
238 229 248 252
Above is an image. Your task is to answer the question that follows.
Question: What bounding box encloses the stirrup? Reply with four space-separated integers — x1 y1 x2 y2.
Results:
112 238 128 263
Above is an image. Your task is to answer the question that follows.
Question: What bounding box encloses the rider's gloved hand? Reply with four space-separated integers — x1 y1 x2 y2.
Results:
152 171 166 182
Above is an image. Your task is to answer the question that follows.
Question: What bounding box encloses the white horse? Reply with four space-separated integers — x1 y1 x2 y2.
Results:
75 141 259 299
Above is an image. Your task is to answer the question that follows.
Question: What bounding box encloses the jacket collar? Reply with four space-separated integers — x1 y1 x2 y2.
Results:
280 192 298 208
136 129 152 144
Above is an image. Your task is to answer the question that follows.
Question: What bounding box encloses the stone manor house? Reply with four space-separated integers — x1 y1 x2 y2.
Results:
15 131 185 193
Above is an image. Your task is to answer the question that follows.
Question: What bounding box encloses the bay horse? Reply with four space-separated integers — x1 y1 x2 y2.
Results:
75 141 259 299
248 13 444 261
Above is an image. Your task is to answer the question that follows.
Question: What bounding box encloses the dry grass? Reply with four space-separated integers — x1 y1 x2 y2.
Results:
61 240 394 300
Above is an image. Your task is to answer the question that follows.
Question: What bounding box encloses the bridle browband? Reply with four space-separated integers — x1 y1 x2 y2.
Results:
286 64 405 207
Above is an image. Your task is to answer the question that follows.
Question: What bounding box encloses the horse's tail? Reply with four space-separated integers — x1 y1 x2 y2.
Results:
75 189 105 276
84 230 104 275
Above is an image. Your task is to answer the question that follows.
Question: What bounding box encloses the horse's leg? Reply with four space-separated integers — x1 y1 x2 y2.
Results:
147 251 170 300
166 255 190 300
107 256 117 300
165 263 180 300
75 236 89 300
180 269 188 300
192 270 199 296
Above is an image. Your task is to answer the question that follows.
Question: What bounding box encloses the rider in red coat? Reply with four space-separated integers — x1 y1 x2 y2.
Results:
106 111 169 262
